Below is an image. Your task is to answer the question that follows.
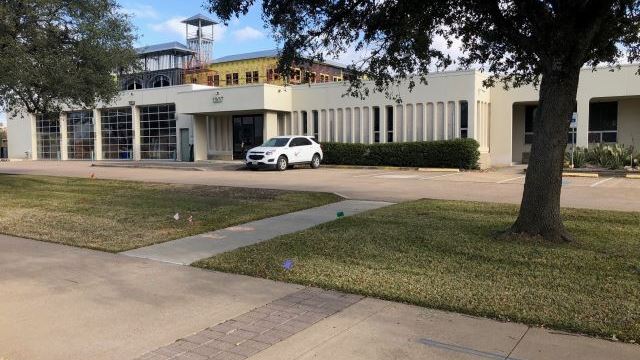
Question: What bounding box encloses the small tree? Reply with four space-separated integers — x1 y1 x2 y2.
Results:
206 0 640 241
0 0 139 116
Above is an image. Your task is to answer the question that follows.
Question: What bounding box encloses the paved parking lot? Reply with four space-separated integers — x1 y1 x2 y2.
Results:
1 161 639 211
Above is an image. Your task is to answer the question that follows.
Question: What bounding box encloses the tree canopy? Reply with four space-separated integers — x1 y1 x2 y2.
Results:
207 0 639 92
206 0 640 241
0 0 139 116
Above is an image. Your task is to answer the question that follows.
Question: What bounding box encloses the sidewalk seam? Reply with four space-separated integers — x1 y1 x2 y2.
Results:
291 303 394 360
505 326 530 360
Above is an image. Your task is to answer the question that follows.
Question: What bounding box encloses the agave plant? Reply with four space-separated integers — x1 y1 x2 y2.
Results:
565 147 589 168
587 144 634 170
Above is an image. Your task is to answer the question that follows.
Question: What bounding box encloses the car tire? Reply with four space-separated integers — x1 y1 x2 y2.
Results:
310 153 321 169
277 156 288 171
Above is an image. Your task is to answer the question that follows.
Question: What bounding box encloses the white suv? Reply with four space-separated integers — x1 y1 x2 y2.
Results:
246 136 323 171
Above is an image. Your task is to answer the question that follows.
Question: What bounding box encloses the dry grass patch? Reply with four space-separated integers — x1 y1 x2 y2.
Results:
0 174 340 252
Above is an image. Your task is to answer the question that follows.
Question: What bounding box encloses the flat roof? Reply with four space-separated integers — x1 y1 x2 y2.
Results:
182 14 218 27
212 49 347 69
136 42 195 56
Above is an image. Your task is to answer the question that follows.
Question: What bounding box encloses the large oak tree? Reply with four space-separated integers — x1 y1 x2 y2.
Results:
206 0 640 241
0 0 139 116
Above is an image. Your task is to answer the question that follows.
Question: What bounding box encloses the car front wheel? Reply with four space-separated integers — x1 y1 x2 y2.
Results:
277 156 288 171
310 154 321 169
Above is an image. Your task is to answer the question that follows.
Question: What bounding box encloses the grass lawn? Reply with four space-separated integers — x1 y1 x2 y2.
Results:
0 174 340 252
194 199 640 342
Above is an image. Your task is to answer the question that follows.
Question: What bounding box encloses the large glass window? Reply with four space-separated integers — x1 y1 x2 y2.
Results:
150 75 170 88
386 106 394 142
524 105 537 144
302 111 308 135
140 104 177 160
36 115 61 159
460 101 468 138
67 111 94 160
589 101 618 143
373 106 380 143
101 108 133 160
312 110 319 139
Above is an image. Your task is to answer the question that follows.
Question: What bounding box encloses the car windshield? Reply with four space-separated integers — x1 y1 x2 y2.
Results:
261 137 290 147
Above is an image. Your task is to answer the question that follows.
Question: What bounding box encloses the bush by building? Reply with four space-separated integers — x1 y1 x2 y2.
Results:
321 138 480 169
565 144 637 170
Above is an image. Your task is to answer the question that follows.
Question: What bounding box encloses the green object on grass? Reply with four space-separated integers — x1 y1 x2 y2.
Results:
336 211 345 218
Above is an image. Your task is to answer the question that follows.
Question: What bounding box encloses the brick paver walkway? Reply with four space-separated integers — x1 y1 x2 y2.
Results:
136 288 363 360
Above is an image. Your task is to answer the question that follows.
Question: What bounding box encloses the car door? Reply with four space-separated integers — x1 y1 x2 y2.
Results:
296 137 314 162
286 137 302 163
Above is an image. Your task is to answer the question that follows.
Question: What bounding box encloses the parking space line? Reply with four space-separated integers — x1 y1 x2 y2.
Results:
590 177 614 188
497 175 525 184
420 172 463 180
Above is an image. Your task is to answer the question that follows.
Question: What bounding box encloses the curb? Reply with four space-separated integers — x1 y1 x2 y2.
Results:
322 164 462 172
91 164 206 171
418 168 460 173
562 172 599 178
626 174 640 179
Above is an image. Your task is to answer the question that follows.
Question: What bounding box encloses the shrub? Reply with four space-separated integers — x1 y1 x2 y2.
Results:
587 144 634 170
565 147 589 168
321 138 480 169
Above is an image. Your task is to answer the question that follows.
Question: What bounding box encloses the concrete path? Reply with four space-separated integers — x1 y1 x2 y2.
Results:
122 200 392 265
2 235 638 360
3 161 640 211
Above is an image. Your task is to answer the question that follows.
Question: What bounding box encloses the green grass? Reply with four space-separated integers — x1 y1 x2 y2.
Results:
0 174 340 252
194 199 640 342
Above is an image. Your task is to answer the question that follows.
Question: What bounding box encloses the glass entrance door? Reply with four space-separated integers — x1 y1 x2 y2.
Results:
232 114 263 159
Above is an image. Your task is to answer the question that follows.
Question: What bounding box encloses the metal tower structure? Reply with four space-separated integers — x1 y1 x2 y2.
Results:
182 14 217 69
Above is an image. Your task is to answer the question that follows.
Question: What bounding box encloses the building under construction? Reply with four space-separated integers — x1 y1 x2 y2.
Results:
118 13 348 91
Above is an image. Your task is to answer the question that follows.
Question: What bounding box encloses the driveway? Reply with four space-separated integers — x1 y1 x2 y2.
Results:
1 161 639 211
2 235 639 360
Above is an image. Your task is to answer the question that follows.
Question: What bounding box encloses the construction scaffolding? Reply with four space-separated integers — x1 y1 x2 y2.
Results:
182 14 218 85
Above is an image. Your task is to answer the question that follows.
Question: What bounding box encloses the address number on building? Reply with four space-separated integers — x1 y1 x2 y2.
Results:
212 95 224 103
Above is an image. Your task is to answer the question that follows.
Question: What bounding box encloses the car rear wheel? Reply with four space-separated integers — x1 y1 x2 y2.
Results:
277 156 288 171
310 154 321 169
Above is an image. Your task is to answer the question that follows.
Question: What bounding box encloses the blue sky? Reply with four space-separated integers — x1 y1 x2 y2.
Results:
119 0 278 57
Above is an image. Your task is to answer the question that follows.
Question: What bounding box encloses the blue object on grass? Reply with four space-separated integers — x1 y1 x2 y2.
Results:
283 259 294 271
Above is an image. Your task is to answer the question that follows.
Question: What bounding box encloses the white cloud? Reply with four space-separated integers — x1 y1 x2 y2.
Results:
150 17 226 42
120 3 159 19
233 26 265 41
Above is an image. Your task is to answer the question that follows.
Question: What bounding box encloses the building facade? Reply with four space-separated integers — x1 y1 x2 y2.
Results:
5 13 640 167
7 64 640 167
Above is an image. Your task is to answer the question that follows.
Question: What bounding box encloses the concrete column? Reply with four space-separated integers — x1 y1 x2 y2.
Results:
93 109 102 161
30 113 38 160
576 98 590 147
468 100 477 142
193 114 208 161
59 113 68 160
131 105 141 160
264 111 279 140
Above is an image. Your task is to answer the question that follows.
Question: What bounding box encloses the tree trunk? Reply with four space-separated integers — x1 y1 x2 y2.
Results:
507 67 581 242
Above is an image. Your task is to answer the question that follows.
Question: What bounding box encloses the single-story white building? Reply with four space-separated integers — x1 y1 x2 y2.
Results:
7 64 640 167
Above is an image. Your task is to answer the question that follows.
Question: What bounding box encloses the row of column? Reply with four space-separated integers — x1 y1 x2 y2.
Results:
286 100 478 146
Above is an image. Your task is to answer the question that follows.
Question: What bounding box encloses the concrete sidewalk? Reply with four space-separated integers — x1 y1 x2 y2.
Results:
1 235 638 360
122 200 392 265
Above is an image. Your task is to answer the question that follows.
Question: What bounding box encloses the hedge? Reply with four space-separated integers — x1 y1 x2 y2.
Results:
320 138 480 169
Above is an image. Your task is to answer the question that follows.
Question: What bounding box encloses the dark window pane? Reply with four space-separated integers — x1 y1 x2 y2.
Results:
602 132 617 143
589 102 617 131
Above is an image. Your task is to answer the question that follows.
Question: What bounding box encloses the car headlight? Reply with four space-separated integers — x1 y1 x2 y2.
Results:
265 150 275 156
